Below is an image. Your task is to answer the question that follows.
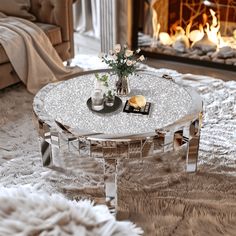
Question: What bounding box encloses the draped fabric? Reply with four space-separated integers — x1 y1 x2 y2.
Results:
0 15 80 94
73 0 100 39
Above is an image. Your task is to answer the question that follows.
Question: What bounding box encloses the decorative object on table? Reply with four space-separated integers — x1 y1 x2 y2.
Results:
94 73 109 93
128 95 147 108
123 100 151 115
90 73 109 111
91 89 104 111
105 89 116 107
87 96 122 114
123 95 151 115
100 44 145 96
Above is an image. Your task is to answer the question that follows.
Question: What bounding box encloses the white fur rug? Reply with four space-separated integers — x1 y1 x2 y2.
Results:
0 55 236 235
0 187 142 236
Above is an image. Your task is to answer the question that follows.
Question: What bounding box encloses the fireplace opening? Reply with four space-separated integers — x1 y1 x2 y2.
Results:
132 0 236 71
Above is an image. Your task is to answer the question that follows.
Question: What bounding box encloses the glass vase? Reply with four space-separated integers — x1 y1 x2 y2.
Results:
95 79 106 94
115 75 130 96
91 89 104 111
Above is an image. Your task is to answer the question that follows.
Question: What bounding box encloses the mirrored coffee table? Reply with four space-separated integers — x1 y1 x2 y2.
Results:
33 69 203 209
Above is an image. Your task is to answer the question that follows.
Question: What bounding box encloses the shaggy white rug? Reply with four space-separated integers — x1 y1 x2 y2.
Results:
0 187 142 236
0 55 236 235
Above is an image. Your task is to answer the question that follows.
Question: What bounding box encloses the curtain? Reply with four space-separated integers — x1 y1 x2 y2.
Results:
73 0 101 39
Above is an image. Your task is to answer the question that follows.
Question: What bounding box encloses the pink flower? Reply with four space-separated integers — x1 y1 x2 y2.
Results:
126 60 133 66
114 44 121 53
125 49 133 57
139 55 145 61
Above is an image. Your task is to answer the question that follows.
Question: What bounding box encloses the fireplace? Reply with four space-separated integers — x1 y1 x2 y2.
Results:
131 0 236 71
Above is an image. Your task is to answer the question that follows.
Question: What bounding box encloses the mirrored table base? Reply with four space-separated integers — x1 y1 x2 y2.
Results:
36 113 202 213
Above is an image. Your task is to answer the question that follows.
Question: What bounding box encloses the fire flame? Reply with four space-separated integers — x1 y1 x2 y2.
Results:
153 8 227 49
205 9 221 45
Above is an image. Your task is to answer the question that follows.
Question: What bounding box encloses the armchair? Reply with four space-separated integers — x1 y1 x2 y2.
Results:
0 0 74 89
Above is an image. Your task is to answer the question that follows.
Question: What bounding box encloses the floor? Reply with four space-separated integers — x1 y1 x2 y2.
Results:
74 33 100 55
74 32 236 81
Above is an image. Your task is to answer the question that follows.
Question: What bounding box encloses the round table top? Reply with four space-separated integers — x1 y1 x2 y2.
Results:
33 70 202 139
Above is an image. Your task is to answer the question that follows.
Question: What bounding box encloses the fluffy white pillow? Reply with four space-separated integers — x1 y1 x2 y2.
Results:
0 0 36 21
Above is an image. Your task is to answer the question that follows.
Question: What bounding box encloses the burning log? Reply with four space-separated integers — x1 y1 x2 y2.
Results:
189 29 204 43
192 34 217 53
225 58 236 65
172 35 190 52
159 32 172 45
217 46 236 59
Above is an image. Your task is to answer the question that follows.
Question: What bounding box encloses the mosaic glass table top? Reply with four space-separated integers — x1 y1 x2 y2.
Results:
34 70 196 136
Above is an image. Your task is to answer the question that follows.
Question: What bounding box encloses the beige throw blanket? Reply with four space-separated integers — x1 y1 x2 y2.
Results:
0 13 80 94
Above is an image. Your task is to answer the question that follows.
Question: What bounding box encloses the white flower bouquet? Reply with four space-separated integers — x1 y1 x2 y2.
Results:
101 44 145 78
100 44 145 95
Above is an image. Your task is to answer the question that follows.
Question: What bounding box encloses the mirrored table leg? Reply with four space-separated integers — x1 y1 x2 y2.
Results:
38 121 60 167
101 141 118 212
186 117 201 172
104 158 117 212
